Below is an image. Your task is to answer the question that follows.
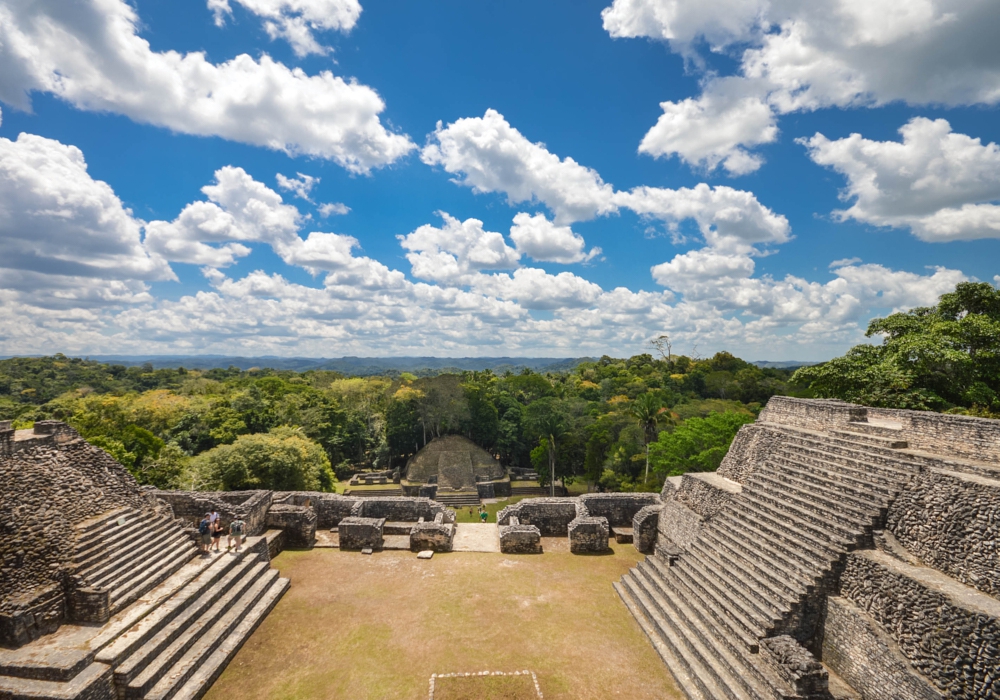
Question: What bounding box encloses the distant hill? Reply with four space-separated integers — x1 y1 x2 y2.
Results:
752 360 820 369
83 355 594 376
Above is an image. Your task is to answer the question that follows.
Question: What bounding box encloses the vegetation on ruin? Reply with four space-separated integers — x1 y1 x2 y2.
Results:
0 349 805 492
794 282 1000 416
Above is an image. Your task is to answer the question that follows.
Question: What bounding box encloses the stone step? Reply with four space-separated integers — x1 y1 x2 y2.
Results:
672 555 772 643
646 556 761 653
737 492 854 550
750 470 877 526
75 511 157 568
770 445 906 492
75 517 156 574
773 435 919 482
684 544 790 622
141 569 281 700
713 510 829 575
763 463 885 514
74 507 131 541
123 560 272 698
0 661 114 700
169 577 289 700
616 575 728 700
109 541 199 613
87 527 187 590
723 500 846 568
829 429 908 449
631 566 783 700
745 476 873 539
767 452 897 505
694 528 809 601
101 554 257 673
700 521 818 591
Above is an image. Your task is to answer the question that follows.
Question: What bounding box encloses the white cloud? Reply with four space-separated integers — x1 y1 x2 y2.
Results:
208 0 362 57
0 0 413 173
421 109 616 224
802 117 1000 241
603 0 1000 173
638 82 777 175
318 202 350 217
0 132 173 308
398 213 521 285
509 213 600 264
473 268 605 311
614 183 791 250
276 172 319 202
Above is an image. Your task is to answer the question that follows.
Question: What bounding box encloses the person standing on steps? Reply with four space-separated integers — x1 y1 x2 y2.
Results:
198 513 212 555
228 517 246 553
211 518 223 552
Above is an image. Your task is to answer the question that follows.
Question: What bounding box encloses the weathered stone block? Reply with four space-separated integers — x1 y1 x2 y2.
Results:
338 517 385 550
633 505 661 554
568 516 609 553
265 503 317 548
499 517 542 554
409 513 455 552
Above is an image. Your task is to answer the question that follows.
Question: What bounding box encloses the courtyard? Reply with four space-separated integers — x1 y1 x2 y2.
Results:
204 541 681 700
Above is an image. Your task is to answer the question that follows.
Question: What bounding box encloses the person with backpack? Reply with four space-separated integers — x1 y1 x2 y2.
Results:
198 513 212 555
228 517 246 553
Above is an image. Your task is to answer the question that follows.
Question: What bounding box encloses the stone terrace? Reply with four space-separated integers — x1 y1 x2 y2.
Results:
616 396 1000 700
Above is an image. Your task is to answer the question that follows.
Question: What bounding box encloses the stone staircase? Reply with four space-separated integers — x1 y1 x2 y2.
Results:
509 485 567 497
433 491 481 507
343 487 402 497
71 508 199 620
615 425 921 699
0 520 288 700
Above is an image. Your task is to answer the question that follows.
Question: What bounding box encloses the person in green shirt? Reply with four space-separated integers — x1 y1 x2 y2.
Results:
479 509 488 523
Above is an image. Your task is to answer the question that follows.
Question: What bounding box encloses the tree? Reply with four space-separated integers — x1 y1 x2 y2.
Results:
628 392 670 483
524 398 569 496
649 411 755 477
793 282 1000 413
195 427 334 491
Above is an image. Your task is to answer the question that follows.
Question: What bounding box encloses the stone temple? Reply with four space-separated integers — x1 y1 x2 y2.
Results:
2 397 1000 699
400 434 510 506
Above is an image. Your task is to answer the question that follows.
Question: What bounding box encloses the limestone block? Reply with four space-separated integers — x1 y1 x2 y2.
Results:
568 516 609 554
633 505 661 554
410 513 455 552
265 503 317 548
499 517 542 554
339 517 385 550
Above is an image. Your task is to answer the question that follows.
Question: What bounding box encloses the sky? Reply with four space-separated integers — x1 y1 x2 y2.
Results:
1 0 999 361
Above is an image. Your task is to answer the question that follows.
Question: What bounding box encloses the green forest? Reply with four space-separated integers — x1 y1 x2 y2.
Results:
0 350 802 493
3 280 994 495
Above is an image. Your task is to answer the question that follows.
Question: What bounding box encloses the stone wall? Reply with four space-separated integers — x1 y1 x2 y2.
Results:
822 596 943 700
757 396 868 431
568 517 609 553
887 469 1000 598
409 513 455 552
272 492 357 528
339 517 384 550
0 424 158 645
657 499 703 549
838 549 1000 700
632 505 661 554
674 472 741 519
265 504 317 548
868 407 1000 463
499 517 542 554
497 498 586 536
717 424 787 484
353 497 454 524
150 489 272 536
578 493 660 527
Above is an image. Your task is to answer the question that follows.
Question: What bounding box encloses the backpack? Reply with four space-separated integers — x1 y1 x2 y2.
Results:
198 519 209 535
231 520 244 535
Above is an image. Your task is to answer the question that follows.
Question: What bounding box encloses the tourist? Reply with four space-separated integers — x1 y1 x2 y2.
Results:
228 517 246 552
211 518 223 552
198 513 212 555
209 510 219 527
479 509 488 523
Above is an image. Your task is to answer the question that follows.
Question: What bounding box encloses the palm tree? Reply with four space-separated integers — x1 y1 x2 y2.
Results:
525 398 568 497
629 393 667 484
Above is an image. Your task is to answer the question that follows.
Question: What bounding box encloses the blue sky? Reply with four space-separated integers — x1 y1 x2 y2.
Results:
1 0 998 360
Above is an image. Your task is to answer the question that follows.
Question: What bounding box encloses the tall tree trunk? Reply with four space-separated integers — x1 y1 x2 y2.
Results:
549 433 557 498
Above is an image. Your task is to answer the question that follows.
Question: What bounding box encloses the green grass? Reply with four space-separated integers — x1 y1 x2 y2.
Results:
205 547 682 700
451 496 530 523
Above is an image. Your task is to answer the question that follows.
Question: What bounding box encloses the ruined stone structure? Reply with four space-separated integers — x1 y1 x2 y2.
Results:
401 435 510 506
0 422 460 699
616 396 1000 700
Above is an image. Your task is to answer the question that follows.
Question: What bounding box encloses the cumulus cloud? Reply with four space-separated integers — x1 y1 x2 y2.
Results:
421 109 616 224
802 117 1000 241
208 0 362 56
398 213 521 285
318 202 350 217
509 213 600 264
276 172 319 202
614 183 791 250
0 0 413 173
603 0 1000 173
0 132 173 307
